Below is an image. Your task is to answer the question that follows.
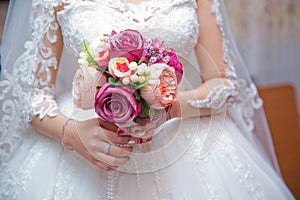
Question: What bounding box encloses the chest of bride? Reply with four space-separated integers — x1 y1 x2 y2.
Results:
57 0 199 58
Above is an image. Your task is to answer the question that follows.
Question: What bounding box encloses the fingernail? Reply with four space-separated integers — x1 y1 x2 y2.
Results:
128 140 136 145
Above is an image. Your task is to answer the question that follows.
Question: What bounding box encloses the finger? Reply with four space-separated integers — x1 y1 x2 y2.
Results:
93 160 113 171
107 133 131 144
108 145 133 157
94 141 132 157
90 125 131 144
94 152 130 167
98 118 118 132
76 145 114 171
143 128 155 139
130 128 154 144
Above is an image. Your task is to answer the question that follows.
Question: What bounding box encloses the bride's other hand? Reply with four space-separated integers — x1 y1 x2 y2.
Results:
121 109 170 143
64 118 133 171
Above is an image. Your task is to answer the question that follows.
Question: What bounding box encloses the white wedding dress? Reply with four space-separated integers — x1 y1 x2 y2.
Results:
0 0 295 199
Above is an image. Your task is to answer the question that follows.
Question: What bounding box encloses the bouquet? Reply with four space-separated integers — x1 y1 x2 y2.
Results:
72 29 183 137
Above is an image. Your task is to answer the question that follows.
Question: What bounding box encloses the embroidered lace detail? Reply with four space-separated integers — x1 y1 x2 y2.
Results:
57 0 198 60
187 0 240 113
103 0 172 22
0 0 70 163
101 0 196 23
31 87 58 119
216 135 266 199
211 0 263 132
188 0 263 132
188 84 238 112
0 141 49 199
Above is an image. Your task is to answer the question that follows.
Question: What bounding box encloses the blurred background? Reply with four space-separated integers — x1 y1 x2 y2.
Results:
0 0 299 198
224 0 300 110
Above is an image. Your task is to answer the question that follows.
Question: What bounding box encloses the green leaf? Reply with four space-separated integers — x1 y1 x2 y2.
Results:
141 98 154 116
109 77 121 86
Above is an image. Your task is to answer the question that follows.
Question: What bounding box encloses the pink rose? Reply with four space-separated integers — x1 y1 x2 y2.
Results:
110 29 144 62
140 63 178 109
94 83 142 124
72 66 106 110
164 49 183 83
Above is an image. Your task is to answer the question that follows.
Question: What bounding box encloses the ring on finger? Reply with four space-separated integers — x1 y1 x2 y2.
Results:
103 143 111 155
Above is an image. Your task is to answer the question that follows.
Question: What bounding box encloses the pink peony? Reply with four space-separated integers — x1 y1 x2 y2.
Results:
110 29 144 61
72 66 106 110
94 83 142 124
164 49 183 83
140 63 178 109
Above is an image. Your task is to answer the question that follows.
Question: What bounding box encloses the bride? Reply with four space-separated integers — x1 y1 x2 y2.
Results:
0 0 295 199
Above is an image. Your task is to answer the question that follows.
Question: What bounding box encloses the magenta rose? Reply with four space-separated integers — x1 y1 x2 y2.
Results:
110 29 144 62
164 49 183 83
94 83 142 124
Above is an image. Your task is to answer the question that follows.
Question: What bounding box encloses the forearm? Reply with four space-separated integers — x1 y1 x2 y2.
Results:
30 111 74 146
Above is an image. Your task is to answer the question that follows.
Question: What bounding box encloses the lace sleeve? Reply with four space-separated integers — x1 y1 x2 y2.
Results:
187 0 240 113
0 0 70 163
29 2 69 120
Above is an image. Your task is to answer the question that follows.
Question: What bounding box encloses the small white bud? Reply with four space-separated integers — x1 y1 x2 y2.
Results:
130 74 139 83
122 77 130 85
78 58 88 67
144 67 151 76
137 67 145 76
139 63 147 68
138 76 146 83
129 62 138 70
79 52 87 58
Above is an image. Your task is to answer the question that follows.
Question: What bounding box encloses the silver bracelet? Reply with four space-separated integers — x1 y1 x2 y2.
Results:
61 118 74 150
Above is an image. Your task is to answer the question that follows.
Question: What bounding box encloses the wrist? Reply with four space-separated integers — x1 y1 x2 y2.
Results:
169 100 181 119
62 119 77 149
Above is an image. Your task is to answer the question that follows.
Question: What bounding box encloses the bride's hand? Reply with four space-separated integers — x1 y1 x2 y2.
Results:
121 109 170 143
64 118 133 171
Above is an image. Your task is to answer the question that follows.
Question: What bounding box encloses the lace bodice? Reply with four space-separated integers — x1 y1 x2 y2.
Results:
57 0 199 60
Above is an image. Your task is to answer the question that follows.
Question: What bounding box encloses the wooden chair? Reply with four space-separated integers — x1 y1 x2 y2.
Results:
258 84 300 199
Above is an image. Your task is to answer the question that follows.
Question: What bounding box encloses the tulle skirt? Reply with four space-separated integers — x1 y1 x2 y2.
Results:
0 92 294 200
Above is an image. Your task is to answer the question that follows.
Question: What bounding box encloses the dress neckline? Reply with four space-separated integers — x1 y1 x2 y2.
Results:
115 0 151 7
98 0 176 24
